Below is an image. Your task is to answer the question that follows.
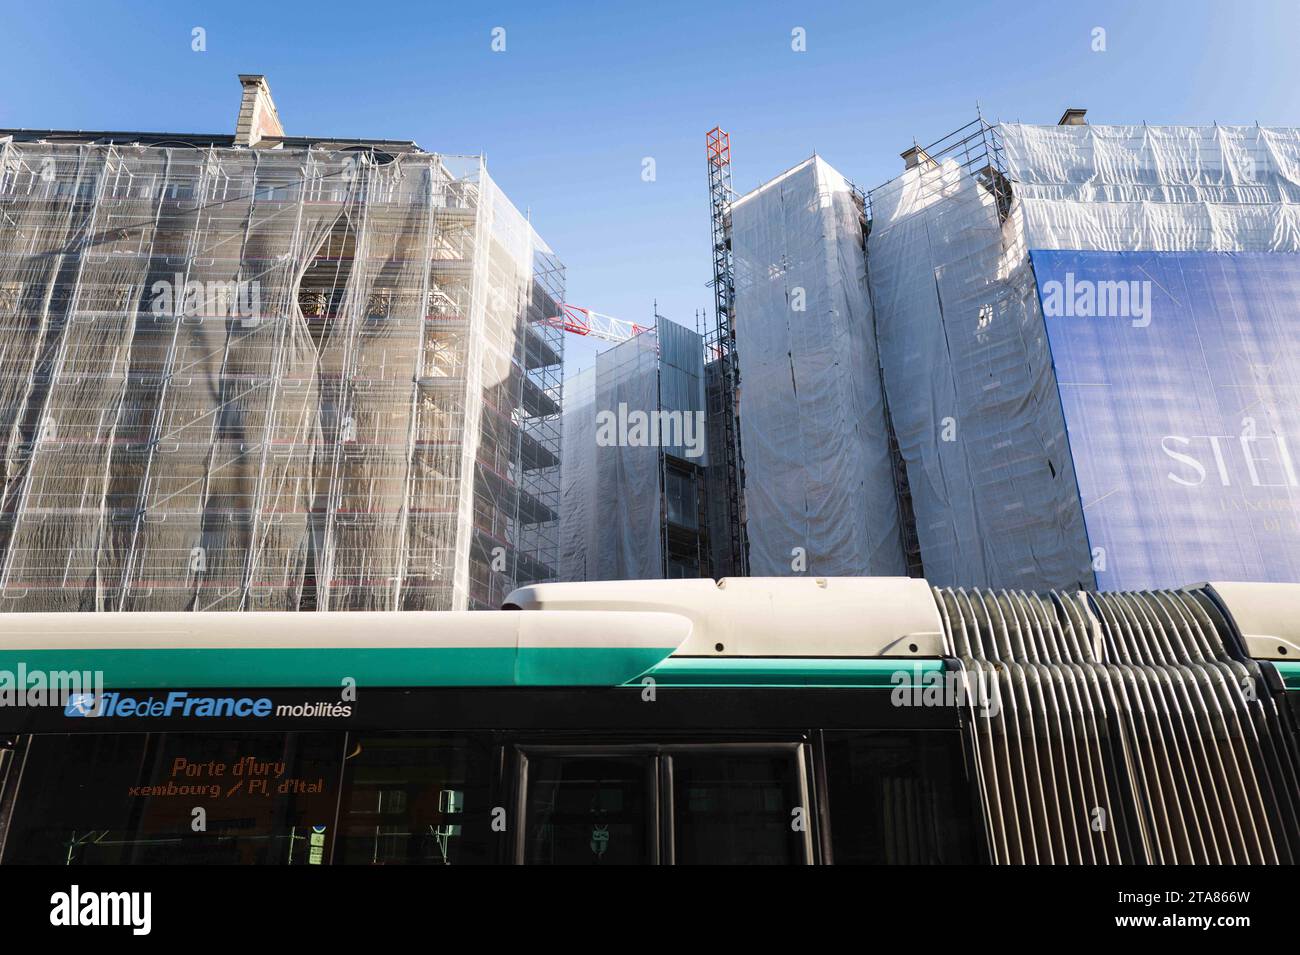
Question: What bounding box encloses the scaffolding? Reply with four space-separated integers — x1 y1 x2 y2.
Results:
866 116 1300 592
0 137 562 612
866 116 1091 592
726 154 907 577
704 127 747 577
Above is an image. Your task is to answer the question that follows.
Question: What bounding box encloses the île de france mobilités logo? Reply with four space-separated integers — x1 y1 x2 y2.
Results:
64 692 100 717
61 690 353 720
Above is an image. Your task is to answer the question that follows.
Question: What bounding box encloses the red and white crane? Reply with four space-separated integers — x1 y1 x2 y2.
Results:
545 303 651 345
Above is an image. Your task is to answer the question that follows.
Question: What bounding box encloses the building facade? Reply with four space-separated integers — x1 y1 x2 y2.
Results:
559 316 709 581
716 116 1300 593
725 156 912 578
868 117 1300 591
0 76 563 612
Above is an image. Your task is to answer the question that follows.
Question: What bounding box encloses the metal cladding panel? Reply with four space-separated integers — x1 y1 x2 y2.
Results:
1030 250 1300 591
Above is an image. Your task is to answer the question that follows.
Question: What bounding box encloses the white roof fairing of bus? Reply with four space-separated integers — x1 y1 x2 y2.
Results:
505 577 948 658
1206 582 1300 660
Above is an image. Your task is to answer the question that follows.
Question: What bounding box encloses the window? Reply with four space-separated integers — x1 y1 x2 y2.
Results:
334 733 494 865
670 750 806 865
0 282 22 318
516 744 813 865
822 731 977 864
664 468 698 529
666 556 697 579
3 732 343 865
522 755 655 865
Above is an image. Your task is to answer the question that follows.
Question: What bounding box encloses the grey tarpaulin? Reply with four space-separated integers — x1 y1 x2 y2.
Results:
731 156 905 577
867 156 1091 591
558 317 705 581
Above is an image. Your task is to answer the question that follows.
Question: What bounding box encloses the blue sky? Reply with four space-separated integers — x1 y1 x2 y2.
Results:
3 0 1297 369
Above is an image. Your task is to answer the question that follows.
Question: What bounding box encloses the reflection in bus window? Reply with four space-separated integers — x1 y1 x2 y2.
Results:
822 731 977 864
671 751 805 865
334 734 493 865
3 732 342 865
523 756 653 865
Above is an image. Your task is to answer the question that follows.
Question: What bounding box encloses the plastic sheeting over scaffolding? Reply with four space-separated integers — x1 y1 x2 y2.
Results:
1000 123 1300 252
558 318 705 582
867 122 1300 592
730 157 905 577
866 154 1091 591
0 140 563 612
999 122 1300 589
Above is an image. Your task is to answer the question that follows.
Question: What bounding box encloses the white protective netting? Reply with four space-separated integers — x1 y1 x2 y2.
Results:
994 122 1300 591
558 327 664 581
558 364 598 581
730 157 906 577
999 123 1300 251
866 122 1300 592
866 156 1093 591
0 141 561 612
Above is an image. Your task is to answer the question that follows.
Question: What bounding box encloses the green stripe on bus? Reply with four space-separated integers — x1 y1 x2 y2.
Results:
635 657 944 687
1275 661 1300 691
0 646 676 688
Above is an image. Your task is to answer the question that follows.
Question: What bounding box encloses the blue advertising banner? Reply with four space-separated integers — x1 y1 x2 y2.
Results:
1030 250 1300 591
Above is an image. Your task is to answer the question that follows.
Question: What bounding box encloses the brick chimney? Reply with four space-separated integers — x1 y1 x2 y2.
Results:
1058 108 1087 126
901 145 936 170
234 74 284 146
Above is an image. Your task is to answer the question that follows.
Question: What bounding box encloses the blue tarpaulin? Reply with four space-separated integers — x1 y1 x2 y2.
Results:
1030 250 1300 590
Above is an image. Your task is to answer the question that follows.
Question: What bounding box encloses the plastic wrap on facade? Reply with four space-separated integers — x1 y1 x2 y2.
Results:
558 364 600 581
866 158 1092 591
0 141 562 612
997 121 1300 587
558 318 705 582
1031 249 1300 590
1000 123 1300 252
654 318 707 463
730 157 905 577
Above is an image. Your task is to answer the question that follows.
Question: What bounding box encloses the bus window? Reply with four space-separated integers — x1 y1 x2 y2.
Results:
670 749 808 865
2 732 343 865
521 754 656 865
334 734 494 865
822 730 977 864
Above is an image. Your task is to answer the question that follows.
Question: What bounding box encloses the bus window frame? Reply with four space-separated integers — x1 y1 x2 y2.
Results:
511 742 815 866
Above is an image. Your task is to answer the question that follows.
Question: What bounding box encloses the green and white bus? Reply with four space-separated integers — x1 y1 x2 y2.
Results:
0 577 1297 865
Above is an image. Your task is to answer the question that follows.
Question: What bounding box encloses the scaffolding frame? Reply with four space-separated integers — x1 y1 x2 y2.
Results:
850 180 924 578
865 114 1011 224
704 127 747 576
0 139 561 612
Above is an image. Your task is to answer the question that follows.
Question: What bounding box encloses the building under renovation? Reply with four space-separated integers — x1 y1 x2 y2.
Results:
559 316 709 581
0 75 564 612
713 113 1300 594
867 114 1300 592
726 155 911 579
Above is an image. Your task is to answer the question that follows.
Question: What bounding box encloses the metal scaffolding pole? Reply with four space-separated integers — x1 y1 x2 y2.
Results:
705 126 747 576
